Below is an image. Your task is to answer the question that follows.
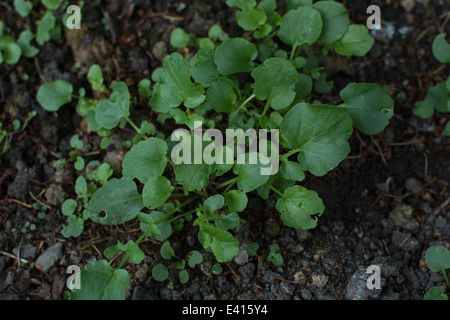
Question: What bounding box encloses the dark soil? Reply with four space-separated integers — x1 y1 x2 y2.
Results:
0 0 449 300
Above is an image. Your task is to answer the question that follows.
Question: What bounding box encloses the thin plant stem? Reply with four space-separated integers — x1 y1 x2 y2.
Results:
229 94 256 123
125 117 141 134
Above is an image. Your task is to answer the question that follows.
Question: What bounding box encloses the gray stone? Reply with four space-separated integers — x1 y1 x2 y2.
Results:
372 257 402 279
217 276 230 292
45 184 66 206
264 218 280 238
12 244 36 260
233 243 249 266
389 205 419 232
295 230 310 242
345 267 384 300
311 274 328 288
132 286 159 300
238 262 255 279
134 264 150 283
198 253 213 278
152 41 167 61
300 288 312 300
160 288 182 300
35 242 63 272
280 281 295 295
404 177 422 193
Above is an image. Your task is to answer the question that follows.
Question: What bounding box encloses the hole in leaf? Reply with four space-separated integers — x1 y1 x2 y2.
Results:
99 210 107 218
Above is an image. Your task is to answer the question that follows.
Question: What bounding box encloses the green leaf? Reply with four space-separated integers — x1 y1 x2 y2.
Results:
104 241 126 259
17 30 39 58
204 195 225 214
88 178 143 225
208 25 227 41
36 11 56 45
138 79 152 99
61 214 84 238
37 80 73 112
149 82 181 113
226 0 256 10
199 224 239 262
444 123 450 137
122 137 168 183
425 246 450 273
62 199 77 216
278 6 323 46
75 176 87 197
212 263 223 275
87 64 104 91
413 100 434 119
334 25 374 57
170 28 189 48
276 185 325 229
233 153 271 192
423 83 450 113
424 286 448 300
145 211 172 241
280 103 353 176
314 72 333 94
70 260 130 300
214 38 258 75
339 83 394 135
95 82 130 129
287 0 312 10
313 1 350 45
2 42 22 65
216 212 240 230
225 190 248 213
280 161 305 182
188 250 203 268
251 57 299 110
236 8 267 31
14 0 33 17
160 53 205 108
206 79 237 112
174 162 211 191
432 33 450 63
104 241 145 264
124 241 145 264
74 156 85 171
179 270 189 284
97 163 113 183
142 176 173 209
267 251 284 265
296 73 313 97
160 241 175 260
42 0 62 10
246 242 259 256
190 47 220 87
152 264 169 282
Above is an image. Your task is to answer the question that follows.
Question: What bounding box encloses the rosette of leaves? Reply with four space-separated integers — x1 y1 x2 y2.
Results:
56 0 395 300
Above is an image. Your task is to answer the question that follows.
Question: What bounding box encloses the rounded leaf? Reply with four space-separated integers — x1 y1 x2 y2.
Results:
278 6 323 46
214 38 258 75
276 185 325 230
334 25 374 57
425 246 450 273
37 80 73 112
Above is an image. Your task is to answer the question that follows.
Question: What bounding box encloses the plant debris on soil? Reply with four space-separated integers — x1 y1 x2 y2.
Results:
0 0 449 301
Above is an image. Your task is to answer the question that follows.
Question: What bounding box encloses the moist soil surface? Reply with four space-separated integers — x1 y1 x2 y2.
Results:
0 0 449 300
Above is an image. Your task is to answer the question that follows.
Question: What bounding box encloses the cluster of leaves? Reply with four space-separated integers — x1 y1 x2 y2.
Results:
413 33 450 136
423 246 450 300
37 0 395 299
0 0 82 65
